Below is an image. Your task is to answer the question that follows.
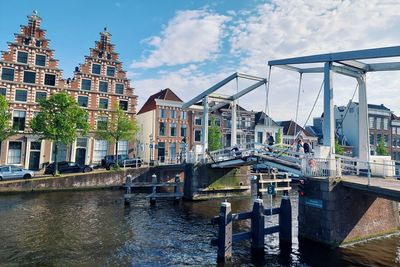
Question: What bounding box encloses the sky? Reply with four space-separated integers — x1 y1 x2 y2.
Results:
1 0 400 126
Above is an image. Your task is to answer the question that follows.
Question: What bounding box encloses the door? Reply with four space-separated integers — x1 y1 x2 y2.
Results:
75 148 86 166
29 151 40 171
157 142 165 162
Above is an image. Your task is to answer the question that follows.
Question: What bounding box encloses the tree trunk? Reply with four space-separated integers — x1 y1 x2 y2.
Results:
115 140 119 166
54 142 59 176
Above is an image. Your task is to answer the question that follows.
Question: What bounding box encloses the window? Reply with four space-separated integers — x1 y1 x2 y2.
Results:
180 125 187 137
369 117 375 129
159 109 166 118
376 118 382 130
93 140 108 162
383 118 389 130
35 40 41 47
23 71 36 83
397 127 400 135
170 123 176 136
97 117 108 130
78 96 88 107
257 132 263 143
92 64 101 74
115 84 124 94
13 110 26 131
106 66 115 77
30 141 41 151
44 74 56 86
370 133 374 145
159 122 166 136
81 79 91 90
170 143 176 158
180 111 187 120
245 117 251 127
171 110 177 119
1 68 14 81
99 81 108 92
0 88 6 97
119 100 128 111
35 91 47 102
35 55 46 66
377 133 382 143
7 142 22 164
393 127 396 135
118 140 128 155
15 90 27 102
24 38 30 46
194 130 201 142
17 51 28 63
195 116 202 125
99 98 108 109
384 135 389 146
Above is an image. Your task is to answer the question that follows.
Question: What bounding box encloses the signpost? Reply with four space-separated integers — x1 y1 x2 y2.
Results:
267 184 275 217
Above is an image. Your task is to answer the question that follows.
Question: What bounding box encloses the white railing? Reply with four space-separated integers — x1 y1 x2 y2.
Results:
301 157 342 178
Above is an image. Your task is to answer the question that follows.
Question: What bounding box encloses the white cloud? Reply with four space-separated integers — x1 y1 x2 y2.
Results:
228 0 400 124
131 10 229 68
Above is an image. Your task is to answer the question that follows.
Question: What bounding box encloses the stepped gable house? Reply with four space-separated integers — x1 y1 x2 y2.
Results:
0 12 137 169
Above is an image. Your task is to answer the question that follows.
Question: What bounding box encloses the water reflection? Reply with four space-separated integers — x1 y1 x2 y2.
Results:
0 190 398 266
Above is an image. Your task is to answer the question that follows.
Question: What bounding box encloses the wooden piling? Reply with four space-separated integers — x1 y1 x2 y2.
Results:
124 175 132 206
174 174 181 204
251 198 265 255
150 174 157 205
217 201 232 263
279 193 292 244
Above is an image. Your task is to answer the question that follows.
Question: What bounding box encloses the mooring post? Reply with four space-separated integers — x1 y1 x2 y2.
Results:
124 175 132 206
251 174 258 200
150 174 157 205
174 174 181 204
279 192 292 244
217 201 232 263
251 198 265 256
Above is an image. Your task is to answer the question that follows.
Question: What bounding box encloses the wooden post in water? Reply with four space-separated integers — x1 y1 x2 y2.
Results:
251 198 265 256
174 174 181 204
217 201 232 263
279 192 292 244
150 174 157 205
124 175 132 206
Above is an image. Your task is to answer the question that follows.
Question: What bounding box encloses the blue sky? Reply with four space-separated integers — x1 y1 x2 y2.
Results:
1 0 400 125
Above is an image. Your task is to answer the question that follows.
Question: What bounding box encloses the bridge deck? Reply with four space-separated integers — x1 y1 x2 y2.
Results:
341 176 400 201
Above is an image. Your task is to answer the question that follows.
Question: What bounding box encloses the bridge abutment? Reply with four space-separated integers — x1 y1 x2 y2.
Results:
299 177 400 247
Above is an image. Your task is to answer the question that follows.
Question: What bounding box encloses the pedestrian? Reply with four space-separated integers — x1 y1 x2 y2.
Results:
303 141 311 154
266 132 274 152
296 139 303 154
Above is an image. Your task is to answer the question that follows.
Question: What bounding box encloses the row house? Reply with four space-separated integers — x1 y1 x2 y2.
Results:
276 120 318 149
334 102 395 158
0 12 137 169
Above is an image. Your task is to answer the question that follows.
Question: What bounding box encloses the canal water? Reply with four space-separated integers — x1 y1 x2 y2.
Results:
0 190 399 266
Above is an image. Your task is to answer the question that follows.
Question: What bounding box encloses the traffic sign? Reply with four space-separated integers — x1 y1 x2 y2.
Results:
267 184 275 195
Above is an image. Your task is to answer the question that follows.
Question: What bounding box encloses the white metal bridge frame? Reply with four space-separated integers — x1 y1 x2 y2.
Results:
268 46 400 182
182 72 267 154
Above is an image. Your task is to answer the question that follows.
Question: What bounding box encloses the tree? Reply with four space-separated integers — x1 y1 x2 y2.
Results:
275 128 282 145
30 92 90 175
95 106 139 166
0 95 15 142
208 115 222 151
335 138 344 155
376 137 388 156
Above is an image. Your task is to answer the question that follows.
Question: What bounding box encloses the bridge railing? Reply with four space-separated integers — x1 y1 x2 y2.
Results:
336 155 398 178
301 157 342 178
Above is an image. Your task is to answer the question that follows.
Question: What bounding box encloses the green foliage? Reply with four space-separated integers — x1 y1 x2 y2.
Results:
30 92 90 174
95 106 139 163
275 128 282 144
208 115 222 151
0 95 15 142
335 138 344 155
376 137 388 156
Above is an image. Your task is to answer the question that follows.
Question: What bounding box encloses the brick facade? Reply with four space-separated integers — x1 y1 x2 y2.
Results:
0 12 137 169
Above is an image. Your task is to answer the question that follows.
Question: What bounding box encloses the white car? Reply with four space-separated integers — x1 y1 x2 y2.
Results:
0 165 35 181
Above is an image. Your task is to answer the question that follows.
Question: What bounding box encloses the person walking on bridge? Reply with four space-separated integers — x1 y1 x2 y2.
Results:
266 132 274 152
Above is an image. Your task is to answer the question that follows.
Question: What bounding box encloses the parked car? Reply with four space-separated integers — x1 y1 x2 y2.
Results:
101 155 142 170
44 161 93 175
0 165 35 180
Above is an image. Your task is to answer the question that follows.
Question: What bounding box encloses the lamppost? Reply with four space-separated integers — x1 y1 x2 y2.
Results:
149 133 153 164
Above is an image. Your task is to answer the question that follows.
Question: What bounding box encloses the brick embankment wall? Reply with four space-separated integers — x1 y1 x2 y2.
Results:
0 167 149 193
